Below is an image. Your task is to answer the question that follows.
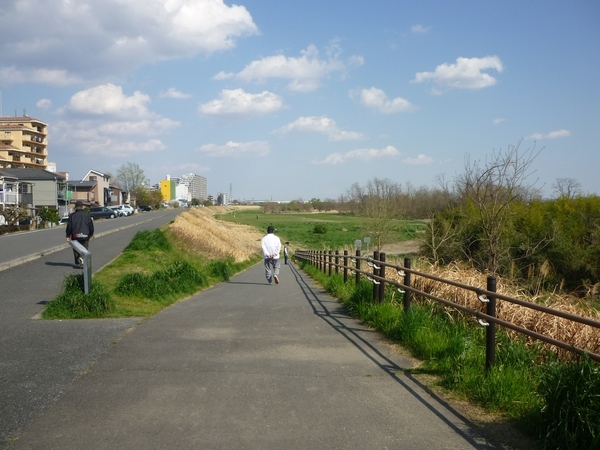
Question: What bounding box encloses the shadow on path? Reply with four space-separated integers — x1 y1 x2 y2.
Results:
288 263 503 450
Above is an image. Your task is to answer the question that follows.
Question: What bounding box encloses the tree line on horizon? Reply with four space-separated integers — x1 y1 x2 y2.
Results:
264 142 600 295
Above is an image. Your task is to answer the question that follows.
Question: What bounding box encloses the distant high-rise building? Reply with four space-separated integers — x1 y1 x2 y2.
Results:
179 173 207 201
0 116 48 169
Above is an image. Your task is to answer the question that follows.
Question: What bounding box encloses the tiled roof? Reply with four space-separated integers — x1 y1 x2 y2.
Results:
0 116 47 125
0 168 66 181
66 180 97 188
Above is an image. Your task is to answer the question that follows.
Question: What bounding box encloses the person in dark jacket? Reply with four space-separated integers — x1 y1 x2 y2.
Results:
66 200 94 268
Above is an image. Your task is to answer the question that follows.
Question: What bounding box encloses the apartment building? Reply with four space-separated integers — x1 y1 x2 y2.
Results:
0 116 48 169
180 173 207 201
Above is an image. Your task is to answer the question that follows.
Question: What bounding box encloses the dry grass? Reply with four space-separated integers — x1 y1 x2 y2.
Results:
169 207 263 263
383 260 600 359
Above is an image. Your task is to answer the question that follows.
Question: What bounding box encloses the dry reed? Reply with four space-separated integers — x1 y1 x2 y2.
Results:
169 207 262 262
380 259 600 359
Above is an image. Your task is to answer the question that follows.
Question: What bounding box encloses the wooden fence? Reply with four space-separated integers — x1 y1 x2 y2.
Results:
295 249 600 369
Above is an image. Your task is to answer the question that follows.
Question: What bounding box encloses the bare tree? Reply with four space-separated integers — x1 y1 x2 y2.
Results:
346 178 404 251
116 162 149 205
552 178 582 199
453 140 542 274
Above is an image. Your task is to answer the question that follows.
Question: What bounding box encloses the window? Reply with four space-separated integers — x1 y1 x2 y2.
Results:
4 132 11 137
89 176 97 181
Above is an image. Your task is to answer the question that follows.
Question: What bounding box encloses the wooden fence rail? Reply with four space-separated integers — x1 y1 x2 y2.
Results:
295 249 600 369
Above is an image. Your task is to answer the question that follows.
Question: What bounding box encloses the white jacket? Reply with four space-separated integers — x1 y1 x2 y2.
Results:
261 233 281 259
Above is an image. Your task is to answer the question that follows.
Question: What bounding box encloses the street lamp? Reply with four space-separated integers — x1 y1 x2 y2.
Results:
363 236 371 254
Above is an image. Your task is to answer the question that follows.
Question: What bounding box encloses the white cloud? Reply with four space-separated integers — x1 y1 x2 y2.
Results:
493 118 506 124
64 84 154 119
198 141 270 157
411 24 431 34
0 0 258 85
52 83 179 158
199 89 284 116
53 120 167 157
0 67 82 86
356 87 416 113
159 88 192 99
314 146 400 165
214 44 364 92
36 99 52 111
273 116 366 141
528 129 571 140
403 154 434 165
413 56 503 91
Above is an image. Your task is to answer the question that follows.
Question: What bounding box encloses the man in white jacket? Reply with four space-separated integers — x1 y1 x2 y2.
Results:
261 225 282 284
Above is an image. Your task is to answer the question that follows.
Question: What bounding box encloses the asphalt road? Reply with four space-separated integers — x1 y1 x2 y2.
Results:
0 209 182 449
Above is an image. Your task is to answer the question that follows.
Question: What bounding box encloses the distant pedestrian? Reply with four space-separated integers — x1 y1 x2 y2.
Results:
284 242 290 265
261 225 281 284
66 200 94 268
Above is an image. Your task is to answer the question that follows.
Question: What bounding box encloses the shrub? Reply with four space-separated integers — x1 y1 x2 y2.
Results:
114 260 206 301
207 260 233 281
124 229 172 252
313 224 327 234
43 274 114 319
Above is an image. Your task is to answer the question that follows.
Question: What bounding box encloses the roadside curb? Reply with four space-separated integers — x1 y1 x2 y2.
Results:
0 218 155 273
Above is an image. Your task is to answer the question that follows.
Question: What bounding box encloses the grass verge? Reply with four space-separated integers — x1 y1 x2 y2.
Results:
43 227 259 319
299 261 600 450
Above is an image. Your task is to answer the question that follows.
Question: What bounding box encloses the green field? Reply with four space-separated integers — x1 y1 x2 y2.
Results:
217 208 425 251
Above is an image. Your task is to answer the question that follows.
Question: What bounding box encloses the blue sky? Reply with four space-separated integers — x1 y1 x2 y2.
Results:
1 0 598 201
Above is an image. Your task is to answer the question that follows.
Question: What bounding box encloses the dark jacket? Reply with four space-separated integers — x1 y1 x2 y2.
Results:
66 209 94 240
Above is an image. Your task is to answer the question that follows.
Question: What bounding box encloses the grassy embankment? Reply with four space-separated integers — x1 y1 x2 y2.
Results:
43 207 263 319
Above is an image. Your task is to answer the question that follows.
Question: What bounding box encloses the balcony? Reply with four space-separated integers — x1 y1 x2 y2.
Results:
0 191 18 205
25 134 45 144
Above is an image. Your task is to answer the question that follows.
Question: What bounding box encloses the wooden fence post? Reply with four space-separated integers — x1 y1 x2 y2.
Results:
343 250 348 283
372 251 379 302
379 252 386 302
355 250 361 285
403 257 411 313
486 275 497 372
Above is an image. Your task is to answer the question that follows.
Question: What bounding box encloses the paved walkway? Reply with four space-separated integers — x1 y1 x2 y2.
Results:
6 262 502 449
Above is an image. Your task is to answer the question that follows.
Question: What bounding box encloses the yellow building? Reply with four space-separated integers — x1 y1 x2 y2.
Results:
160 179 176 201
0 116 48 169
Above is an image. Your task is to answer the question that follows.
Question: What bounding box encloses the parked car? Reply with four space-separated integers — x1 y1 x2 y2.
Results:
108 205 125 216
139 205 153 212
121 204 135 215
59 217 69 225
89 206 116 219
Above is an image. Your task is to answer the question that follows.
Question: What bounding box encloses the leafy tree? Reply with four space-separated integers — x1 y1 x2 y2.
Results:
39 207 60 228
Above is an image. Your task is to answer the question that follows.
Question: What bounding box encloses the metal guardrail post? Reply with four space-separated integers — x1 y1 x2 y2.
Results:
403 257 411 313
343 251 348 283
486 275 497 372
355 250 361 285
68 240 92 294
